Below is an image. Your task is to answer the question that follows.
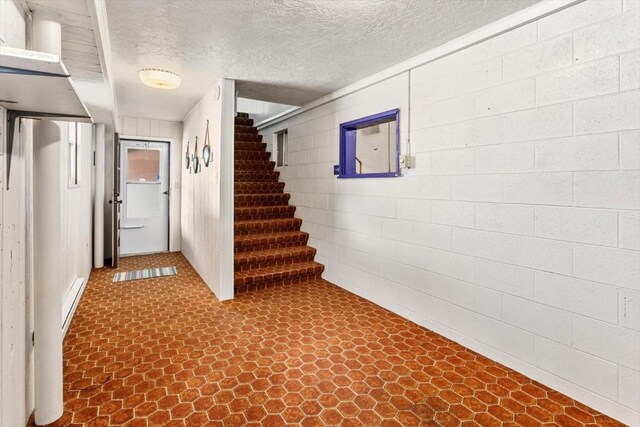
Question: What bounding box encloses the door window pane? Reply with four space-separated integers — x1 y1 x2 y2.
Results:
127 148 160 182
338 109 400 178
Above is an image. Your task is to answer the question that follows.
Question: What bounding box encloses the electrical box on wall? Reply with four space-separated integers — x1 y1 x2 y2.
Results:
400 154 415 169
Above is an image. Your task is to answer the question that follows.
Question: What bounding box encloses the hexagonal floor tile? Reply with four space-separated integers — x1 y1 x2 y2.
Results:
28 252 624 427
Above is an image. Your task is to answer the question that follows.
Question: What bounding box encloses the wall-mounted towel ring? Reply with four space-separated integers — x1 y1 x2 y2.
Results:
202 119 212 167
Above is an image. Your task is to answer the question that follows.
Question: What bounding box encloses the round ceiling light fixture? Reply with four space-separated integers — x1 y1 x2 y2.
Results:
138 68 182 90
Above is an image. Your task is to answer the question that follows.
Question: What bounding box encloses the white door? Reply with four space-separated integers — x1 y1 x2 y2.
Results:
120 139 170 255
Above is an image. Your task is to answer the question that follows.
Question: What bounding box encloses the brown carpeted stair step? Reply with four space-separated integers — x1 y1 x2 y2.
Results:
235 150 271 161
234 270 324 293
235 142 266 152
234 230 309 253
234 204 295 221
235 218 302 236
235 170 279 183
235 124 258 134
236 112 249 118
235 116 254 126
233 112 325 294
234 261 324 288
235 160 276 171
235 193 290 207
235 182 285 194
235 133 262 142
234 246 317 271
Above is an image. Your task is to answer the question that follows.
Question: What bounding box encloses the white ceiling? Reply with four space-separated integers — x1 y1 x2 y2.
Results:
106 0 541 122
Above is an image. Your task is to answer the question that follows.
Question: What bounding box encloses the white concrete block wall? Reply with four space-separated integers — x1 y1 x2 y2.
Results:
261 2 640 423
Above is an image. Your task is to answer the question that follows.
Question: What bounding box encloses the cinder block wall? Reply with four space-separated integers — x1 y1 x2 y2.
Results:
260 1 639 423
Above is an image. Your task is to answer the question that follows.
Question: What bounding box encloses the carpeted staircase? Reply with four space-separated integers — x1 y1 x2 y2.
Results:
234 112 324 293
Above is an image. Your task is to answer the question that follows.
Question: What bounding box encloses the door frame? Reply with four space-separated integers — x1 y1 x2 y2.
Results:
112 132 121 267
119 135 173 254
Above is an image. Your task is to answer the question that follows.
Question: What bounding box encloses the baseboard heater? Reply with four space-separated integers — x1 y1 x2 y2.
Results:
62 277 86 336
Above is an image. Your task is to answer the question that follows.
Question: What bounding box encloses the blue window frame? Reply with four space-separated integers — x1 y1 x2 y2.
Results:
339 108 400 179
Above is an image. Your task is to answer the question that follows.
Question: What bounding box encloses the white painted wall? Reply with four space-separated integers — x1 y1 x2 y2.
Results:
260 1 640 424
63 122 94 298
0 0 27 49
1 1 96 424
118 117 183 252
237 97 297 125
0 108 32 427
181 79 235 301
0 1 31 425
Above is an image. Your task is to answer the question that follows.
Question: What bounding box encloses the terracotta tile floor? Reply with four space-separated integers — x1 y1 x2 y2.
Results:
38 252 624 427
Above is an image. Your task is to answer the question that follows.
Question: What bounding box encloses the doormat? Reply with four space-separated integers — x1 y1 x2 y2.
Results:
112 266 177 283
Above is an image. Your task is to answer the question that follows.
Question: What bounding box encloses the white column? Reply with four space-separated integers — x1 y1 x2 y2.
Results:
32 10 62 56
31 9 64 426
93 124 105 268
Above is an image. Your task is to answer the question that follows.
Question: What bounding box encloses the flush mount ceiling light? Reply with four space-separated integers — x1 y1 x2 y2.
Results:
138 68 182 90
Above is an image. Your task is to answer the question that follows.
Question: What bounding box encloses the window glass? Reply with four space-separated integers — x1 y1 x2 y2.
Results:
127 148 161 182
354 120 396 174
68 122 80 187
339 109 400 178
276 130 288 167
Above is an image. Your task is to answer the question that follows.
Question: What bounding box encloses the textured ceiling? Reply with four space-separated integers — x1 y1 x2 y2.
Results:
106 0 541 122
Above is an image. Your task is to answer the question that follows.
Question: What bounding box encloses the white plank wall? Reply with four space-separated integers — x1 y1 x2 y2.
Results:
0 111 30 427
62 122 94 299
0 1 31 425
180 81 235 301
181 87 220 292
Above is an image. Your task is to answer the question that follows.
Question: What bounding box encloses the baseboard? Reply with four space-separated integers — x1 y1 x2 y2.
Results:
62 277 86 337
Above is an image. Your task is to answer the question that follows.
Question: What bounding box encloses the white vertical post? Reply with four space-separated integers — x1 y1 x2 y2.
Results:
31 9 64 426
32 10 61 57
94 124 105 268
217 79 236 301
